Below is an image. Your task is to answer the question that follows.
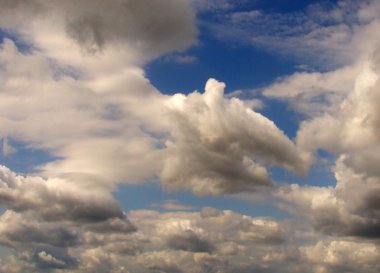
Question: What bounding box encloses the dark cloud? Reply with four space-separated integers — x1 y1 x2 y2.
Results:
0 0 197 59
166 230 215 253
32 246 78 270
0 211 79 248
277 161 380 239
86 216 137 234
0 166 124 223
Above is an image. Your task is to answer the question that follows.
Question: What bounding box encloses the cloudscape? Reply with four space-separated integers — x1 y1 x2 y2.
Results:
0 0 379 272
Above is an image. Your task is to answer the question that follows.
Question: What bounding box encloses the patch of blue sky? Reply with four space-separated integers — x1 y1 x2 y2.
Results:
270 148 336 188
146 26 299 95
258 98 301 139
0 139 57 175
0 28 34 54
114 182 290 219
249 0 329 13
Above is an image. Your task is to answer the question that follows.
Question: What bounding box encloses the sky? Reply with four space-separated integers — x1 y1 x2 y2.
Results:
0 0 379 272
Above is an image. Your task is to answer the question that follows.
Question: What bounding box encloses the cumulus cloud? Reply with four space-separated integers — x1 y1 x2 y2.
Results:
276 159 380 239
0 165 125 222
296 56 380 174
0 204 378 273
301 240 380 273
161 78 308 195
1 0 379 272
0 0 196 187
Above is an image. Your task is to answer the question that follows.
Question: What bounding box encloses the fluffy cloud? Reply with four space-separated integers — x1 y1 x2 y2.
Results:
245 1 380 243
0 165 125 222
0 0 379 272
0 36 169 185
296 58 380 174
0 202 377 273
301 240 380 273
276 159 380 239
161 79 308 195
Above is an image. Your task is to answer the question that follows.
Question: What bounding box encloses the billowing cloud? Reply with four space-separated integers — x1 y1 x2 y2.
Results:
161 78 308 195
0 202 378 273
0 0 379 272
301 240 380 273
276 159 380 239
0 165 125 222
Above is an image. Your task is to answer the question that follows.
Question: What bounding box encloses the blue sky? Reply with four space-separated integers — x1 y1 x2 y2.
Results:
0 0 379 272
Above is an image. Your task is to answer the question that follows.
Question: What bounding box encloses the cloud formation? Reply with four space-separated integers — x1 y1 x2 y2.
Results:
161 79 308 195
1 204 377 273
0 0 197 59
0 0 379 272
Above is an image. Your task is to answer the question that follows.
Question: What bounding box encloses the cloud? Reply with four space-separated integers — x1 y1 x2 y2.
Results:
0 165 125 223
1 1 379 272
161 78 308 195
0 136 15 157
151 200 193 211
0 211 79 248
276 159 380 239
301 240 380 273
0 0 197 60
0 203 377 273
255 3 380 241
261 64 362 116
202 0 380 69
166 230 215 253
33 247 78 270
0 0 196 189
295 56 380 172
163 54 198 64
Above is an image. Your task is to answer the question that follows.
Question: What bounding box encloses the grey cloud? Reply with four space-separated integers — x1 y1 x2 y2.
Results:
0 211 79 248
0 165 124 223
0 0 197 59
0 208 378 273
300 240 380 273
276 160 380 238
86 216 137 234
166 230 215 253
32 247 78 270
200 207 223 218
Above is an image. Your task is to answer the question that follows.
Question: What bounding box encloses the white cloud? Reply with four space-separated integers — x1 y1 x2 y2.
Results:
151 200 194 211
0 137 15 157
261 63 362 116
301 240 380 273
161 78 308 195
